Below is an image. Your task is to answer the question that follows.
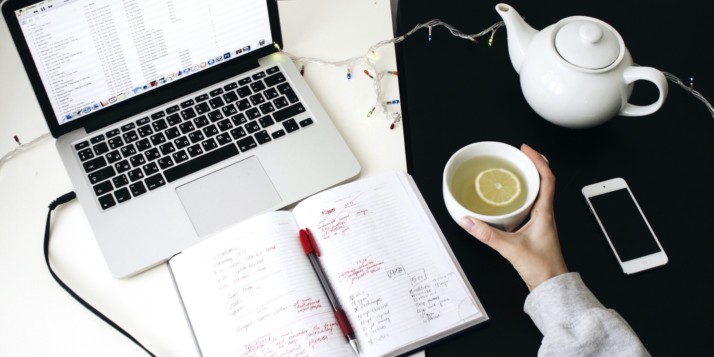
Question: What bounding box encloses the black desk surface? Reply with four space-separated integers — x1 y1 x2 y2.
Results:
396 0 714 355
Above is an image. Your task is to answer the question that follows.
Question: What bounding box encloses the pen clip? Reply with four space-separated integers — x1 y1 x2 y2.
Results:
299 228 320 256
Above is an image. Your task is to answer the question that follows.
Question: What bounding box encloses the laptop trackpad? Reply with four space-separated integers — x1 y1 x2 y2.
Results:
176 156 282 236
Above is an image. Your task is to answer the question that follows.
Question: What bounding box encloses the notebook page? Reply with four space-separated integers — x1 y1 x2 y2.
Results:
292 171 485 357
169 211 354 357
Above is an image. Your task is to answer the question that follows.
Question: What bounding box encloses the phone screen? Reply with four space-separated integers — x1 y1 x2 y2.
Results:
588 188 661 261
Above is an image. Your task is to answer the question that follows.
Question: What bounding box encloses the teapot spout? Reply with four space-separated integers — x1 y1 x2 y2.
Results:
496 4 538 74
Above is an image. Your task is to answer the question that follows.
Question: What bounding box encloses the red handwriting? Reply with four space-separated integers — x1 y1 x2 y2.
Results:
338 257 384 285
293 297 323 313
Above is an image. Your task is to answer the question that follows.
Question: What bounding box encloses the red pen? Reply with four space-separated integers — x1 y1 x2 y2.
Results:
300 228 360 356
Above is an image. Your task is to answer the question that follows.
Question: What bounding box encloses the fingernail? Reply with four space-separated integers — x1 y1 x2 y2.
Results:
459 217 474 230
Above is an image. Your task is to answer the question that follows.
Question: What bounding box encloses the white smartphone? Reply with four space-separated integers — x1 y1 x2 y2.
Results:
582 178 668 275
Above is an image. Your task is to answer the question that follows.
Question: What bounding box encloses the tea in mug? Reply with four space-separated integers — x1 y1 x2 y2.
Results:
452 155 528 215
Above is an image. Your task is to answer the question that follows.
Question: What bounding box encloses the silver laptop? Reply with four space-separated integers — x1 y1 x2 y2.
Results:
2 0 360 278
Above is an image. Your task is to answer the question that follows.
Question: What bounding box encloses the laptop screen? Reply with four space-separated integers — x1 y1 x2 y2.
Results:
12 0 273 128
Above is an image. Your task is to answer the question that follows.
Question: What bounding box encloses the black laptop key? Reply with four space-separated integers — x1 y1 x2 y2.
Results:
216 119 233 132
186 144 203 157
252 71 266 80
122 130 138 143
193 115 210 128
264 72 286 87
150 111 166 120
137 125 153 138
237 136 257 152
208 97 225 109
83 156 107 173
93 180 113 196
180 107 197 120
299 118 314 127
114 187 132 203
136 117 150 126
249 93 266 106
266 66 280 75
221 104 238 117
174 136 190 149
165 127 181 140
115 160 131 173
223 91 238 103
172 150 189 164
216 133 232 145
152 118 168 132
209 88 224 97
203 124 219 137
157 156 175 170
194 93 209 102
258 115 275 128
112 174 129 188
108 136 124 149
78 148 94 161
282 118 300 133
255 130 271 145
90 134 105 144
264 88 279 100
164 144 239 182
93 142 109 156
145 174 166 191
246 108 261 120
201 138 218 152
120 144 137 157
75 141 89 150
166 105 180 114
127 168 144 182
144 148 160 161
273 103 306 122
250 81 266 93
237 86 252 98
238 77 252 86
143 162 159 176
195 102 210 114
106 150 122 163
207 110 224 122
245 121 260 133
259 103 275 115
230 127 247 140
106 129 120 138
179 121 195 134
273 97 288 109
98 194 116 210
150 132 167 146
236 99 251 111
224 82 238 91
88 166 115 184
129 154 146 167
271 129 286 139
121 123 136 132
130 181 147 197
167 113 182 126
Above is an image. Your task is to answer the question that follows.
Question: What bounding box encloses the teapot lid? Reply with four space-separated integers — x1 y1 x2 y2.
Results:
555 20 620 69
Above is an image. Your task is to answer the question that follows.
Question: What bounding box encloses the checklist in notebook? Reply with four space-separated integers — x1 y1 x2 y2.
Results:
168 170 488 356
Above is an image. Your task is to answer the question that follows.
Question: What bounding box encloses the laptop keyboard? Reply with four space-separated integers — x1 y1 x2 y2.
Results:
73 66 313 210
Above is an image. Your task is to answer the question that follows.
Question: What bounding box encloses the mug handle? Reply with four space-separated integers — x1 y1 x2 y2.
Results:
619 66 668 117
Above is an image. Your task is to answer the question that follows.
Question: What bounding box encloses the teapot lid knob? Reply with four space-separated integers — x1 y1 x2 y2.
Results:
555 19 621 69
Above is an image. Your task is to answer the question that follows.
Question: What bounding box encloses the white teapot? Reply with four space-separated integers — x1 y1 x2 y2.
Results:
495 4 668 128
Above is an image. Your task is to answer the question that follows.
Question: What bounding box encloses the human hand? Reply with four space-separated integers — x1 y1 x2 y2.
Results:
458 144 568 291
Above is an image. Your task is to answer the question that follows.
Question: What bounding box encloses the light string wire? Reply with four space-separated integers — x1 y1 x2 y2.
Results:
281 19 505 129
0 132 50 170
2 20 713 168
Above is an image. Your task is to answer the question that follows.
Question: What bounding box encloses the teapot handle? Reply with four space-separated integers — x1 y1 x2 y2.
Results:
619 66 668 117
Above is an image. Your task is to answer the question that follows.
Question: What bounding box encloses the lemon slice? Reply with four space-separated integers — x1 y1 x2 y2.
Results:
475 168 521 207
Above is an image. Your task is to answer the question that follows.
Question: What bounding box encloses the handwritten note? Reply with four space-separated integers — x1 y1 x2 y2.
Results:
293 171 485 357
170 211 354 357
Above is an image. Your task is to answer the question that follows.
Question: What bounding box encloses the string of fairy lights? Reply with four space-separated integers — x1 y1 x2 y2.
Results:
2 19 713 168
281 19 505 129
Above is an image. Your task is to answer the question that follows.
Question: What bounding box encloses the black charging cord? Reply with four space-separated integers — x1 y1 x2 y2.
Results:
44 191 156 356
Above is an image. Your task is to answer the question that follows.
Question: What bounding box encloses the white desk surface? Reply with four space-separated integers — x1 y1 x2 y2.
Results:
0 0 409 355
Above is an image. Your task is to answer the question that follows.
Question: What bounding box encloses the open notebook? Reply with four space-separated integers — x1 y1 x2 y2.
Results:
168 171 488 356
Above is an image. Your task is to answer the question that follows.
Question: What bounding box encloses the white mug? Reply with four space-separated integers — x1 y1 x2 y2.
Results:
443 142 540 231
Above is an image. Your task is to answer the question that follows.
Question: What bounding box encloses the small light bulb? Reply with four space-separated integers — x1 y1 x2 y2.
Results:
367 106 375 117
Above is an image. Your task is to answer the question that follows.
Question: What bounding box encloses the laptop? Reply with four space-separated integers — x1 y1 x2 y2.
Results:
2 0 361 278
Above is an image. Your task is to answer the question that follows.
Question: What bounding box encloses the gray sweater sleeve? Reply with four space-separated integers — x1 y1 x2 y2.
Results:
524 273 650 357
